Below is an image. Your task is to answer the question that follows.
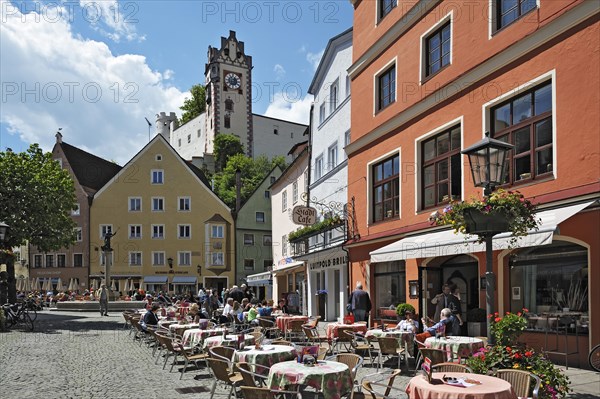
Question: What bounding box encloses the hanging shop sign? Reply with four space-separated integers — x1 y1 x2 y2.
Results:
292 206 317 225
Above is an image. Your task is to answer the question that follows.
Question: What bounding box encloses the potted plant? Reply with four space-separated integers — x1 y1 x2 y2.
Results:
429 189 541 246
467 307 487 337
395 303 415 318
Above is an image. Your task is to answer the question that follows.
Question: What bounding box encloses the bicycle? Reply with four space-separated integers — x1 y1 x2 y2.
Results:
589 343 600 372
2 301 35 331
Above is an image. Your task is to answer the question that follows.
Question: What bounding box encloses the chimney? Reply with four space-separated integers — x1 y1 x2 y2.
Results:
55 130 63 143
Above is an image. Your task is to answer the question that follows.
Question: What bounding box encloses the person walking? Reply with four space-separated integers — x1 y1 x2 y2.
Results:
96 283 109 316
350 282 372 323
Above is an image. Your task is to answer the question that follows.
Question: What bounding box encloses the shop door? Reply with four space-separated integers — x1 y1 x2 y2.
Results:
419 266 442 321
205 278 228 295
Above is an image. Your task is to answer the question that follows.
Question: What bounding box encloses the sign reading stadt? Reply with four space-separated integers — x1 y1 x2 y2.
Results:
292 205 317 225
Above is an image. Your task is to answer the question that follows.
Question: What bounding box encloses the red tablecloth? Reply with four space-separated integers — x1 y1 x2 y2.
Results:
326 322 367 339
276 316 308 333
406 372 517 399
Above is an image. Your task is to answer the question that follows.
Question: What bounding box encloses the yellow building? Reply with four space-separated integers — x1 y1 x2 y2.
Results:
90 134 234 296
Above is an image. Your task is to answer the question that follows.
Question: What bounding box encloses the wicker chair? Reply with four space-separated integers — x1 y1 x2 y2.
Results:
328 353 364 391
206 358 244 399
377 336 404 369
415 348 446 370
235 362 270 387
353 369 403 399
495 369 541 399
344 330 377 367
257 317 282 339
332 327 354 354
431 362 473 373
209 345 236 364
240 386 302 399
174 341 210 379
302 325 329 346
285 319 307 342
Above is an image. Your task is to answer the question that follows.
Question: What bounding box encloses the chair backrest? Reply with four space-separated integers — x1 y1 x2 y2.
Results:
362 369 402 399
240 386 274 399
378 336 401 355
362 379 408 399
496 369 540 398
332 353 363 379
317 346 329 360
207 358 235 384
418 348 446 365
257 318 275 328
432 362 473 373
302 326 318 340
287 319 305 332
249 332 264 344
209 345 236 363
335 327 354 342
236 362 260 387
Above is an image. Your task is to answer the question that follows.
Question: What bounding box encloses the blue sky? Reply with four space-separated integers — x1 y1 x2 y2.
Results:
1 0 353 164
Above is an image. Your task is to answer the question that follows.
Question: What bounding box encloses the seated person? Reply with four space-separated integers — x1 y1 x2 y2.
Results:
257 300 273 317
416 308 456 344
144 294 154 310
188 303 201 323
231 301 243 320
141 304 160 332
247 305 259 325
241 298 251 312
277 299 289 314
396 310 418 355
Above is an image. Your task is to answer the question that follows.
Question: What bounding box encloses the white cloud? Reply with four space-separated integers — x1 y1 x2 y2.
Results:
79 0 145 43
0 0 185 164
306 49 324 72
273 64 286 80
264 93 313 125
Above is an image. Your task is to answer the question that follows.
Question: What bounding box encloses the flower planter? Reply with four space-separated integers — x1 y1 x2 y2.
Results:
468 321 487 337
463 208 510 235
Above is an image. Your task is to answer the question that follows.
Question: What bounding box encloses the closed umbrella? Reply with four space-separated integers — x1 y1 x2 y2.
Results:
56 277 65 292
34 278 40 291
91 279 98 291
110 279 117 292
16 278 22 291
43 278 50 292
23 278 31 292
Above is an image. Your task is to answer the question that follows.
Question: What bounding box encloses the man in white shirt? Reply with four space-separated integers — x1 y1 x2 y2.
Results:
222 297 234 317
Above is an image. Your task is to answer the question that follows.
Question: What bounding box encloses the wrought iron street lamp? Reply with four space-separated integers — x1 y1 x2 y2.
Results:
168 257 173 269
462 132 514 343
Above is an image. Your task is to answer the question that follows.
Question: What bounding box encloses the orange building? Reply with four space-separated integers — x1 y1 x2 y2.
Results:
346 0 599 368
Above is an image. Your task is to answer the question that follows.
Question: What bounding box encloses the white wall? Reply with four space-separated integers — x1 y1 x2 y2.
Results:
169 114 206 161
252 115 307 162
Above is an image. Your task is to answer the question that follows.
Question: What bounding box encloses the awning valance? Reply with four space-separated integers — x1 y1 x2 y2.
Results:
143 276 168 284
172 276 197 284
246 271 272 286
272 261 304 276
370 200 594 263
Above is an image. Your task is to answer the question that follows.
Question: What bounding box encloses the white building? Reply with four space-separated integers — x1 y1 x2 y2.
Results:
297 28 353 322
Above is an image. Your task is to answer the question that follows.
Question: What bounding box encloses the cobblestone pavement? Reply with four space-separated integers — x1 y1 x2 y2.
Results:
1 310 597 398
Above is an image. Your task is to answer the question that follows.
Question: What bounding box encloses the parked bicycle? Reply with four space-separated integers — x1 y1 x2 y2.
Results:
589 343 600 372
2 301 35 331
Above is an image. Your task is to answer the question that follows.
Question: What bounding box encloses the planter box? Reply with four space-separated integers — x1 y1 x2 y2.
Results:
468 321 487 337
463 208 510 235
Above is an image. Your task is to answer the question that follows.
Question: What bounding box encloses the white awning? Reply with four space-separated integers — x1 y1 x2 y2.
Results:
272 261 304 276
246 271 272 286
370 201 594 263
172 276 197 284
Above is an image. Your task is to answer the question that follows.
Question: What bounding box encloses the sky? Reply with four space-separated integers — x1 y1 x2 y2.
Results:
0 0 353 164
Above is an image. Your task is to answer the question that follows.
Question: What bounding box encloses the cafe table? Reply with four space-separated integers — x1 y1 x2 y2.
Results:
268 360 353 399
235 344 297 374
326 322 368 340
276 315 308 333
202 334 255 349
425 336 484 361
182 328 228 347
405 372 517 399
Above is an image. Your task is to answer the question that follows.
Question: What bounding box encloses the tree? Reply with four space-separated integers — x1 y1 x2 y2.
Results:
213 154 286 209
214 134 245 171
179 84 206 125
0 144 77 303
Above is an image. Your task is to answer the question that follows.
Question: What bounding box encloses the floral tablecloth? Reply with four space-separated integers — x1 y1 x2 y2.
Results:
276 316 308 333
268 360 353 399
406 372 517 399
182 328 228 347
326 322 367 339
202 334 255 349
235 344 297 374
425 336 484 361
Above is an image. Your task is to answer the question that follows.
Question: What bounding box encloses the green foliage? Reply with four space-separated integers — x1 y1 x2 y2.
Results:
213 154 285 209
429 189 540 245
0 144 77 251
287 215 344 242
395 303 416 317
468 344 570 398
214 134 244 171
489 309 528 346
179 84 206 125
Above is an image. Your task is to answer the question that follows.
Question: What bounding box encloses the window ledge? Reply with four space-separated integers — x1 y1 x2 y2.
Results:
317 96 350 130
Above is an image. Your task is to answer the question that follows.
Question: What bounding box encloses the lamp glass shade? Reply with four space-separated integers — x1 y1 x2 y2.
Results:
462 133 513 188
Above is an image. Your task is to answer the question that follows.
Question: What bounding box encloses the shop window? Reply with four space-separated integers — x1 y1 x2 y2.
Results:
371 153 400 222
374 261 406 309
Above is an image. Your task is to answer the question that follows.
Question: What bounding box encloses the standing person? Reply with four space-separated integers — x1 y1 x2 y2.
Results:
350 282 372 323
96 283 109 316
433 284 463 335
229 285 245 303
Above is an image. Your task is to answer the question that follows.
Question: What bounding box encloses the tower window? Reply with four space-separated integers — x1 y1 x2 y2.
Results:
225 99 234 111
274 125 279 135
224 115 231 129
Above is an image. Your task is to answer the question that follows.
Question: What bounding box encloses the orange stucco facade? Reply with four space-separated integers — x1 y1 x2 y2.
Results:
346 0 599 368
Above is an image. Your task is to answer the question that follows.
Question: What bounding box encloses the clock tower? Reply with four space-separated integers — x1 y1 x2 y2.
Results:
205 30 254 157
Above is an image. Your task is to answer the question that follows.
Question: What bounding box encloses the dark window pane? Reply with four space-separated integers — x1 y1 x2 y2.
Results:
535 118 552 147
437 134 450 155
374 204 383 222
374 186 382 203
501 0 518 13
501 9 519 28
384 201 393 219
424 165 435 186
430 35 440 50
424 139 436 161
442 40 450 56
515 155 531 179
383 182 392 200
534 84 552 115
536 147 553 175
450 153 462 198
374 164 383 182
430 61 441 75
441 25 450 41
521 0 536 14
383 159 394 179
438 159 449 180
393 156 399 175
424 187 435 208
450 128 461 150
441 54 450 68
513 93 532 123
494 103 511 131
514 126 531 154
438 183 449 203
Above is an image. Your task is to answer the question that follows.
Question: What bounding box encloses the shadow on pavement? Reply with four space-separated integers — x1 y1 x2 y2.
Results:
31 312 125 334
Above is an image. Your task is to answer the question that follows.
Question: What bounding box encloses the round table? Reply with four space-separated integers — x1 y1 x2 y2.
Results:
268 360 353 399
276 316 308 333
326 322 368 339
203 334 255 349
182 328 227 347
235 344 297 374
405 372 517 399
425 336 484 361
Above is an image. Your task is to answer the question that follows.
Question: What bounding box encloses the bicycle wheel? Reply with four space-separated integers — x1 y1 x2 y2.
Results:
28 307 38 322
589 344 600 372
19 310 34 332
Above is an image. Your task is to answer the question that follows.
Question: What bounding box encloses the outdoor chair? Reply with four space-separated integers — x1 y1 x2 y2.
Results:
174 341 210 379
302 325 329 346
351 369 403 399
240 386 302 399
344 330 377 367
495 369 541 399
327 353 364 392
206 358 244 399
248 331 264 345
285 319 306 342
317 346 329 360
332 327 354 354
209 345 236 370
415 348 446 371
377 336 404 370
431 362 473 373
235 361 270 387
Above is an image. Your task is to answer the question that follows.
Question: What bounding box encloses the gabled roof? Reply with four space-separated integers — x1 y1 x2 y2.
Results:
59 142 122 196
206 213 230 224
308 27 353 95
270 146 309 189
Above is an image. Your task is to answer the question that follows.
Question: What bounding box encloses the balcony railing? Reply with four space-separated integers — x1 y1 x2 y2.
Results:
290 221 346 256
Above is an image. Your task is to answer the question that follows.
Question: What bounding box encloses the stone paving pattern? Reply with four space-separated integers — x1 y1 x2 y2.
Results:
1 310 598 398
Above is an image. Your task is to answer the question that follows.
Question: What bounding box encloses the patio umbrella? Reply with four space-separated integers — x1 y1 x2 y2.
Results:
23 278 31 292
42 278 50 292
110 279 117 292
122 279 129 294
56 277 65 292
90 279 97 291
69 278 76 291
16 278 22 291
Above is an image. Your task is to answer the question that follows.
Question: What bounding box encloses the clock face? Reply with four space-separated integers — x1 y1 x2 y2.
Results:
225 73 241 89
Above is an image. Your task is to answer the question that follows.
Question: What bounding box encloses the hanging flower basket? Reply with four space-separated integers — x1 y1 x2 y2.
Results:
429 189 541 245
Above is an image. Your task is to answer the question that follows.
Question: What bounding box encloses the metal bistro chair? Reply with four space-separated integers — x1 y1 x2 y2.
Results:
285 319 307 342
240 386 302 399
431 362 472 373
352 369 403 399
206 358 244 399
344 330 378 367
332 327 355 354
235 361 271 387
415 348 446 371
327 353 364 392
376 336 404 370
495 369 541 399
